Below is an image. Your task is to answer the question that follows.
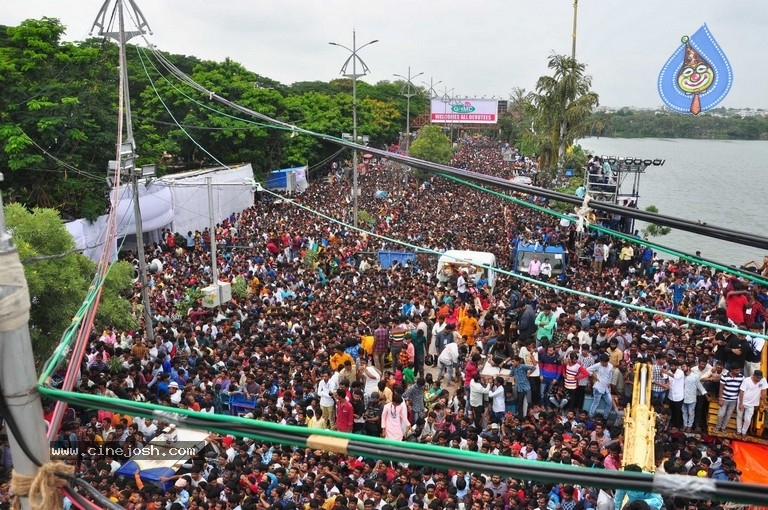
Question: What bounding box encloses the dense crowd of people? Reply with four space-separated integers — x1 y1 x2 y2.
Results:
1 136 767 510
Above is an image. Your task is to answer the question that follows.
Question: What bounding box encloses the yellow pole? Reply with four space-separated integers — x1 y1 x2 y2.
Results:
622 363 656 472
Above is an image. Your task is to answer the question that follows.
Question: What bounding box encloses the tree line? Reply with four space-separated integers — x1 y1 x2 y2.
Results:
589 109 768 140
0 18 426 221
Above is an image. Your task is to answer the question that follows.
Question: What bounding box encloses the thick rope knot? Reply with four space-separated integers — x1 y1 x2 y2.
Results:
10 462 74 510
575 194 592 233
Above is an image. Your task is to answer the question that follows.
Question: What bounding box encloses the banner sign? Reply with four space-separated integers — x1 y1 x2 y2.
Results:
430 99 498 124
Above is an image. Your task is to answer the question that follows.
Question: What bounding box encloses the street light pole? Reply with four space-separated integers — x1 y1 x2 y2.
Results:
393 67 424 154
440 86 455 143
329 30 378 229
132 164 155 343
422 77 443 100
92 0 155 343
572 0 579 60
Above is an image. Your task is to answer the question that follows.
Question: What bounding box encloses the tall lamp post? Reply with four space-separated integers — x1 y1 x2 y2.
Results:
111 146 156 344
440 86 455 143
393 67 424 154
329 30 378 229
571 0 579 59
422 77 443 100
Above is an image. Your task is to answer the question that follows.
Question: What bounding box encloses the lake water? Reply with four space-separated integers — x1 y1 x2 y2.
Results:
578 137 768 267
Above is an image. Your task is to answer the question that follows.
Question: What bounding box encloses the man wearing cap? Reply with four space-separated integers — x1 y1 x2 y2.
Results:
168 381 182 405
173 477 190 507
736 370 768 440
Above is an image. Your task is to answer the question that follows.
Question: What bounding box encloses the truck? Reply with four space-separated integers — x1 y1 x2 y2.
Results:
512 242 567 277
436 250 498 291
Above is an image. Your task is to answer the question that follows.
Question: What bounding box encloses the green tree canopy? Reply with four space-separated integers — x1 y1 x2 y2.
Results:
0 17 438 218
4 202 136 364
641 205 672 238
530 54 600 175
409 125 452 166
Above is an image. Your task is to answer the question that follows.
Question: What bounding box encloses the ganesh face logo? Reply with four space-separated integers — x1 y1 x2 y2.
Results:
657 24 732 116
677 63 713 94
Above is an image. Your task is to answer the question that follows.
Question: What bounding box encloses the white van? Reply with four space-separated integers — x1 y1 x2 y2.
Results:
436 250 498 292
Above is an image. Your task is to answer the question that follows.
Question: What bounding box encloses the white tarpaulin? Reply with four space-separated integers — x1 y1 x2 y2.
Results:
163 164 255 237
66 164 255 262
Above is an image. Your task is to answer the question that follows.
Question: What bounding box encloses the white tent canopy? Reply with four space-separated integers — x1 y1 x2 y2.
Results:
66 164 255 262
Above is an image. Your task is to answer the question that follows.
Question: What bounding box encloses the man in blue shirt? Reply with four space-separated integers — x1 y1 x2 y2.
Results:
641 246 654 276
510 356 537 420
668 277 686 313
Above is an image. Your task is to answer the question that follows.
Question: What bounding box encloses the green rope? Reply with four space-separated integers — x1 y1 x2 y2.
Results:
441 173 768 287
27 386 671 498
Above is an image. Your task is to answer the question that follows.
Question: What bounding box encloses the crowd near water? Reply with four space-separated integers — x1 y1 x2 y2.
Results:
1 136 767 510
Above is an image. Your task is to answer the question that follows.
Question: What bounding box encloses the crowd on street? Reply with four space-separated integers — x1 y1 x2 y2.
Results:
1 136 767 510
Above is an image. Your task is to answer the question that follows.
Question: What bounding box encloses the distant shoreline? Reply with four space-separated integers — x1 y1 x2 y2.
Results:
588 110 768 141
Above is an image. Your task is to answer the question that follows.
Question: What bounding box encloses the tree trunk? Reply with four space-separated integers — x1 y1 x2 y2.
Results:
557 118 568 170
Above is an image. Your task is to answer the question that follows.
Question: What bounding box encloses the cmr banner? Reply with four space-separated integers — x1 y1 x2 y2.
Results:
430 99 498 124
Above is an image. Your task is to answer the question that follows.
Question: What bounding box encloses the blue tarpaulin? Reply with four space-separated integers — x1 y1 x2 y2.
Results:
266 166 308 193
116 461 176 491
266 171 288 189
378 250 415 269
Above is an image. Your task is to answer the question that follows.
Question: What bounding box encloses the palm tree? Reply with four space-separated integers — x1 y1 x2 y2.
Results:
531 54 600 180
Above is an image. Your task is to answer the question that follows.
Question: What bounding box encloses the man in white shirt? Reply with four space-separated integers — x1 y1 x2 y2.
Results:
457 270 468 302
316 371 338 428
437 338 465 386
586 354 614 419
137 418 158 442
540 258 553 279
430 317 447 364
468 374 490 429
664 359 685 429
737 370 768 440
488 376 507 424
168 381 183 405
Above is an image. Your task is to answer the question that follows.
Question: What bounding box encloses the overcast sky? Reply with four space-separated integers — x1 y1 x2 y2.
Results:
4 0 767 109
